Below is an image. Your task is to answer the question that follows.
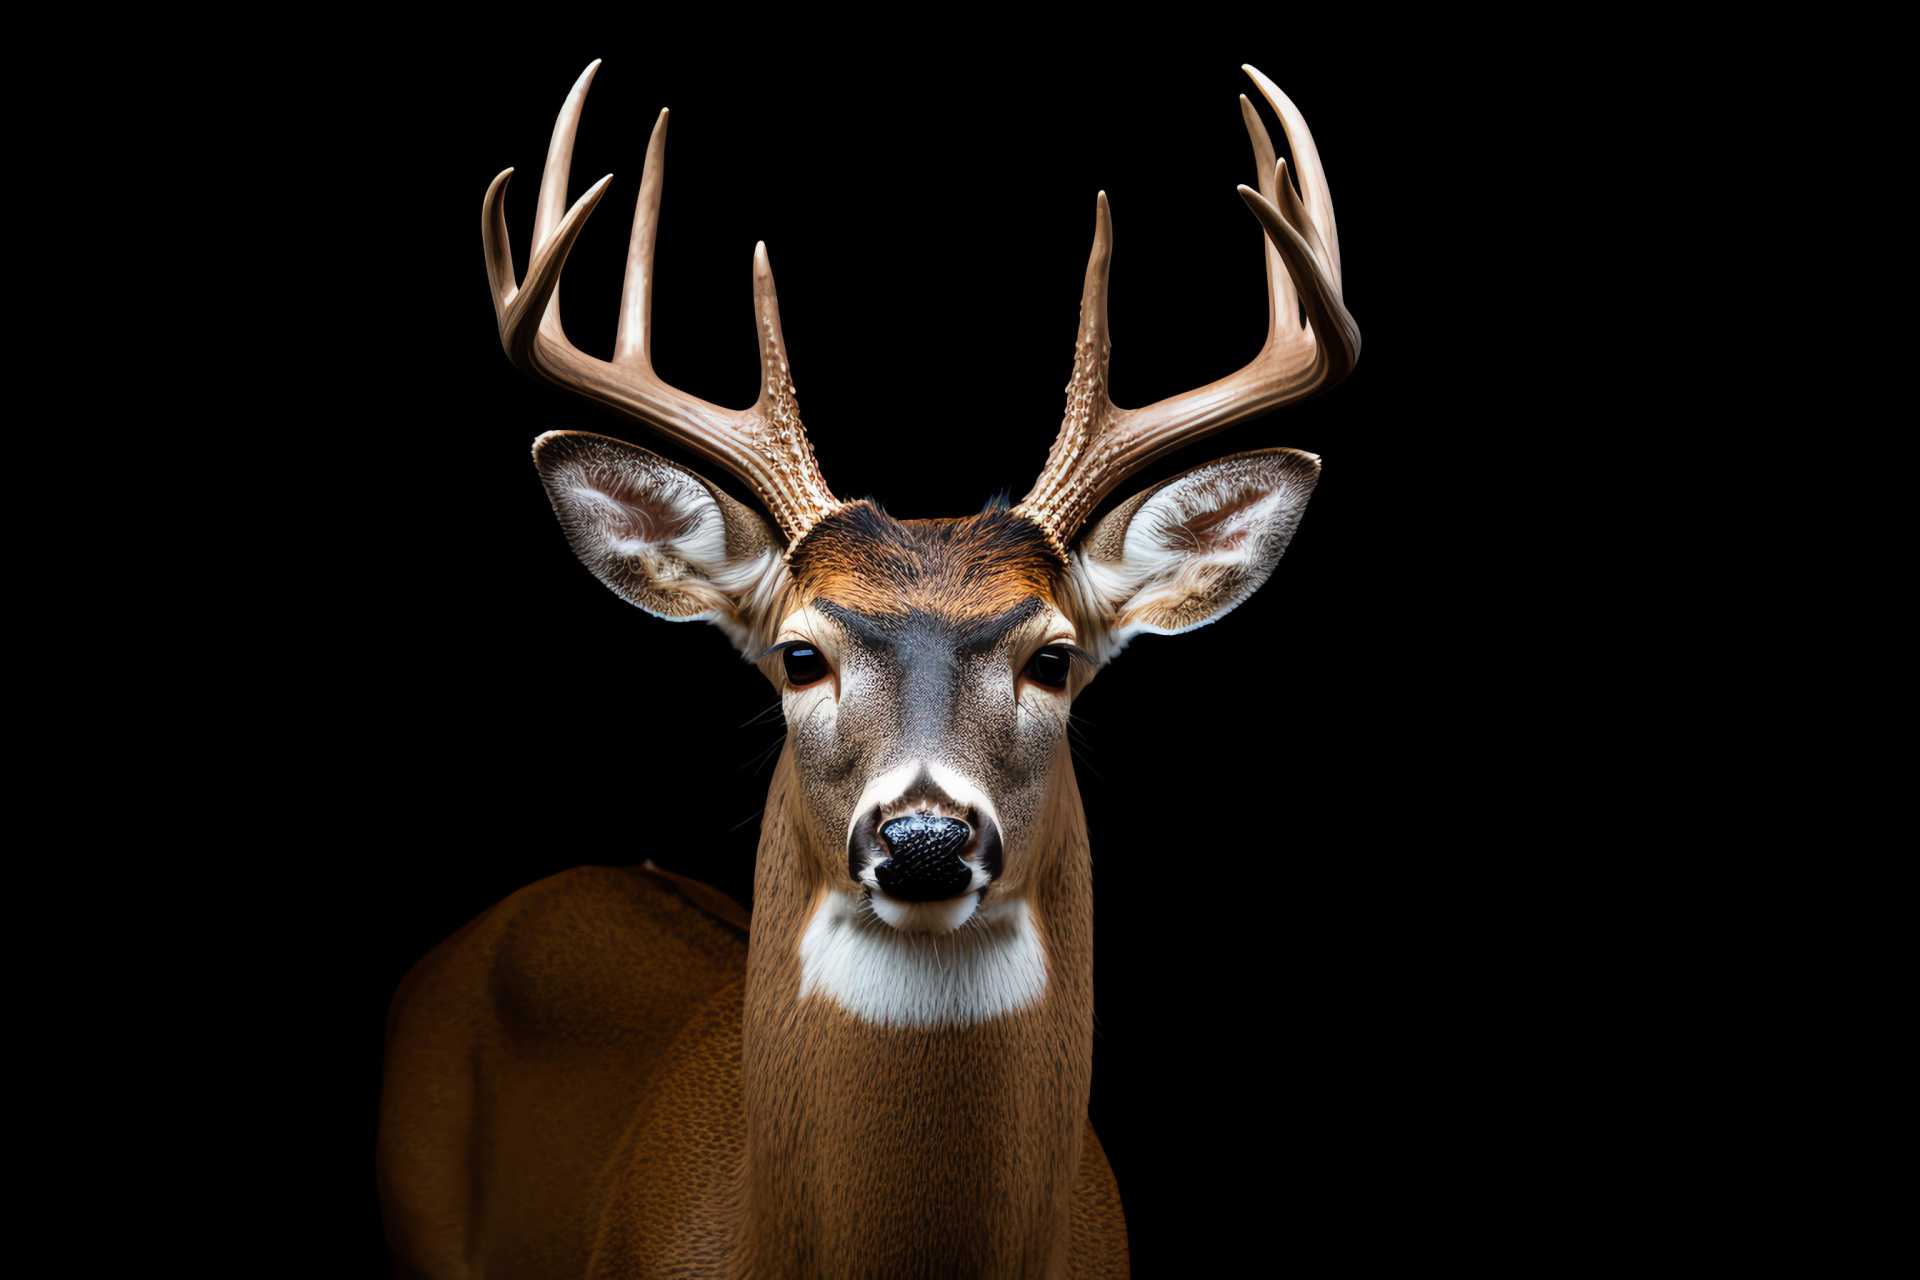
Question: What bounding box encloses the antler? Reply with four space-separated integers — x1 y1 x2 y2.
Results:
1012 66 1361 555
481 61 843 546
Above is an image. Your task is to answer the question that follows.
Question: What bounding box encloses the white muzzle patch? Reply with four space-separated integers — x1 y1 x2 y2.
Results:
867 890 984 933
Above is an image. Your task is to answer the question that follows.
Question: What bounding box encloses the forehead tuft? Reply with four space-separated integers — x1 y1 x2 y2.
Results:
788 503 1063 620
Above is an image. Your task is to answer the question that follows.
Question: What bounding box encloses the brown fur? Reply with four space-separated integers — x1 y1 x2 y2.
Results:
733 744 1101 1278
378 866 750 1279
789 502 1065 621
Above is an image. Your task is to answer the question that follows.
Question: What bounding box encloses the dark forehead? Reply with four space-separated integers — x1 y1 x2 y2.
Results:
817 597 1045 656
788 502 1063 621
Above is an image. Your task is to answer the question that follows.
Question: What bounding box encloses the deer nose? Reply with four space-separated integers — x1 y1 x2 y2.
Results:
875 814 974 902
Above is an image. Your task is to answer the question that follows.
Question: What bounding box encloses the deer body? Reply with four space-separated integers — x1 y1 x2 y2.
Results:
380 59 1358 1279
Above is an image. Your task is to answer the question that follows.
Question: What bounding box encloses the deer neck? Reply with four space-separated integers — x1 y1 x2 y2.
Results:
738 742 1094 1277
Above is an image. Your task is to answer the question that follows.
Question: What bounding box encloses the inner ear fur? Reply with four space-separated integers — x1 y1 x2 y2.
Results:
532 430 786 651
1069 448 1320 653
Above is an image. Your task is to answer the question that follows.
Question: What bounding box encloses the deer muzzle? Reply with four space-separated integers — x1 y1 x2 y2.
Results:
846 770 1003 932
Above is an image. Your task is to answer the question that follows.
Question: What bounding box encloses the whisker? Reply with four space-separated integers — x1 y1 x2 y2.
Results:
741 733 786 774
1069 743 1109 784
1066 714 1106 781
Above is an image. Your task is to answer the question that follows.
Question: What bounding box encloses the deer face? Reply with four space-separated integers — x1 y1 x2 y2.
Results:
774 505 1079 932
534 433 1320 936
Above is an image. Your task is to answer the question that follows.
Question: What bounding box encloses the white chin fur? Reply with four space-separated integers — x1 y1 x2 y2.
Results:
799 895 1047 1028
868 889 980 933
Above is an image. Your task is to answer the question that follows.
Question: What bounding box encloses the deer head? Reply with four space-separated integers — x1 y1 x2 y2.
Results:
482 61 1355 971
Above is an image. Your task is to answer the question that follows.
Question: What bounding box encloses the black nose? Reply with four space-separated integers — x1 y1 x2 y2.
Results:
875 815 974 902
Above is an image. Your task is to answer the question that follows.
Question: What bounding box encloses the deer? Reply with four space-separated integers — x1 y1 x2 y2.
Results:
378 59 1359 1280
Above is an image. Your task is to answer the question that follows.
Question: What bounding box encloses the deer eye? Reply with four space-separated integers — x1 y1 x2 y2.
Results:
1025 646 1073 689
782 644 830 688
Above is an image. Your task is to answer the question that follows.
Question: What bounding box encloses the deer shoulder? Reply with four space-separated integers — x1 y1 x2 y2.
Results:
378 865 747 1280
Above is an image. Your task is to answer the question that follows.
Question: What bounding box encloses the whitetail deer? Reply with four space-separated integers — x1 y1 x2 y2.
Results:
379 59 1359 1279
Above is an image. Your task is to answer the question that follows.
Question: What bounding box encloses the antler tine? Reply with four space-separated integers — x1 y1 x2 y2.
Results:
612 108 669 369
1243 64 1341 290
1237 181 1359 378
531 60 601 336
482 64 844 548
1262 158 1337 329
1017 192 1115 557
1238 95 1298 347
1012 67 1361 552
481 167 519 317
494 172 614 371
748 242 839 537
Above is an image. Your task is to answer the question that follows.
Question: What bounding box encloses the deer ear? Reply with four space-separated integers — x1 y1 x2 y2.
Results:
532 431 787 654
1066 449 1319 662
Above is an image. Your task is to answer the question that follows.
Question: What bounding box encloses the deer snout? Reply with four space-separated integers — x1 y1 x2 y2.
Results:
876 815 974 902
847 784 1003 933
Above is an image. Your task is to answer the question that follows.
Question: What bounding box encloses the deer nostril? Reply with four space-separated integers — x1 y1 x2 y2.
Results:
875 815 974 902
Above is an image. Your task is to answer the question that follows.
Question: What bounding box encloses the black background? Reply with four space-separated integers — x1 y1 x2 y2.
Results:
317 31 1541 1274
